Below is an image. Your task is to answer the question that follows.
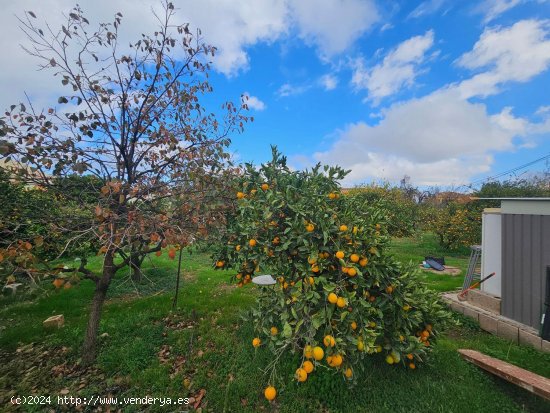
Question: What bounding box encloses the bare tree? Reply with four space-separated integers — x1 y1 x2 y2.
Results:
0 1 250 364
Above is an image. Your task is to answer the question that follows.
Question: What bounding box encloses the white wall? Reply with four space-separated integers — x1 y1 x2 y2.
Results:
481 209 502 297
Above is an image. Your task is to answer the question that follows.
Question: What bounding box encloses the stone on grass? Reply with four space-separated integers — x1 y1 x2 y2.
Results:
43 315 64 329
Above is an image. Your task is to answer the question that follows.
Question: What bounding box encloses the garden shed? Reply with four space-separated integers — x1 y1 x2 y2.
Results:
480 198 550 332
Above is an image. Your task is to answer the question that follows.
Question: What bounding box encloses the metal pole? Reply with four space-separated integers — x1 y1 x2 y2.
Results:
172 246 183 310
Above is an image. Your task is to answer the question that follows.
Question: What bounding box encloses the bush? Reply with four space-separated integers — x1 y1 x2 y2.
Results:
212 149 450 395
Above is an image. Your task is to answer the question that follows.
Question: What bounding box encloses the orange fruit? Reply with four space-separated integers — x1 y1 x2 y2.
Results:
168 249 176 259
235 245 241 251
261 183 269 191
409 363 416 369
305 223 315 232
327 354 343 367
308 276 315 286
327 292 338 304
328 193 336 199
311 265 320 273
270 326 278 336
403 304 411 311
236 273 242 280
313 346 324 360
407 353 414 360
336 297 346 308
264 386 276 401
63 282 72 290
249 239 257 247
385 285 393 294
347 268 357 277
342 266 349 274
53 278 65 288
359 258 368 267
421 330 430 338
339 225 348 231
216 260 225 268
155 250 162 257
344 367 353 378
357 340 365 351
236 191 245 199
295 368 308 382
307 256 317 264
351 321 357 330
350 254 360 263
252 337 261 347
304 345 314 359
335 251 345 259
385 355 394 365
323 335 336 347
302 360 314 374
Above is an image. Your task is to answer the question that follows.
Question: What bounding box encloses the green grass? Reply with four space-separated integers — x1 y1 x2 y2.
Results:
1 240 549 412
390 232 469 292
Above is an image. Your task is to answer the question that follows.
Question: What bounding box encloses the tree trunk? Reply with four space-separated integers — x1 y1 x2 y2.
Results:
81 251 115 366
130 254 142 282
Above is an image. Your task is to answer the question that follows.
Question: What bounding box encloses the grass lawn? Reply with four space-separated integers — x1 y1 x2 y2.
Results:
1 237 549 412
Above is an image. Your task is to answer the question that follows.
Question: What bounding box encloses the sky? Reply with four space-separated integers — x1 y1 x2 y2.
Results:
1 0 550 188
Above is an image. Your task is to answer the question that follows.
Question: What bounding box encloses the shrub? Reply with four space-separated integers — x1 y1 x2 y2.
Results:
212 149 450 395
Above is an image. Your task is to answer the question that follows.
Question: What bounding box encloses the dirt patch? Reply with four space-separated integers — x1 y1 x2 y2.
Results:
419 264 462 276
181 270 198 282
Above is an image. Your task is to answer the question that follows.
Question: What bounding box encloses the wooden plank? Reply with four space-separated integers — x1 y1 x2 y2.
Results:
458 349 550 400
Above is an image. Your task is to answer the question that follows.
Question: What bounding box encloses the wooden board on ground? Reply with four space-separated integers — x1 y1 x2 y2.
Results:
419 264 461 276
458 349 550 400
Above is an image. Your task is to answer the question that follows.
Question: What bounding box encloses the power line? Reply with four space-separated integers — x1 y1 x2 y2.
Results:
456 152 550 191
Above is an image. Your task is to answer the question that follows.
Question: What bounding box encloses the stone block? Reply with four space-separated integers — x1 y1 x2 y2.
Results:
497 320 518 343
43 315 64 329
467 290 501 314
479 313 498 334
542 340 550 353
463 307 479 322
519 329 542 350
450 301 464 314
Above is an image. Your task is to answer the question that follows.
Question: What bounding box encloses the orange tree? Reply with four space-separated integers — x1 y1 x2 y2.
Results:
213 149 450 399
423 202 482 250
345 184 419 238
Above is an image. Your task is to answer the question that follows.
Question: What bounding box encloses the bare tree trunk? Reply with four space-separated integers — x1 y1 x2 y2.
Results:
130 254 142 282
82 251 115 365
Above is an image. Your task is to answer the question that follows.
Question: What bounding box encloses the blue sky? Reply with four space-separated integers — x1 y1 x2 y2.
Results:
1 0 550 188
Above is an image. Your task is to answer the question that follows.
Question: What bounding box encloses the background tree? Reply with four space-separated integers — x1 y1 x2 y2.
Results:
0 1 250 364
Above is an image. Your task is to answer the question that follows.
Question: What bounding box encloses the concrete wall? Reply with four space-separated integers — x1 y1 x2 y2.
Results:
501 214 550 330
481 209 502 297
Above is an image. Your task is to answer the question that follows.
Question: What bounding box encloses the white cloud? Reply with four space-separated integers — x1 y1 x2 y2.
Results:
352 30 436 103
289 0 379 58
456 19 550 98
243 93 266 111
475 0 522 23
0 0 379 111
311 89 537 186
407 0 447 19
319 74 338 90
276 83 310 97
